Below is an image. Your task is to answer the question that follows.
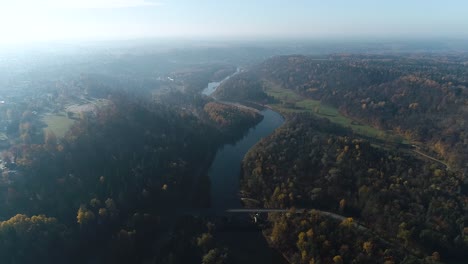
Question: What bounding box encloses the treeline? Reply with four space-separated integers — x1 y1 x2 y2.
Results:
241 113 467 263
203 101 263 132
153 93 263 141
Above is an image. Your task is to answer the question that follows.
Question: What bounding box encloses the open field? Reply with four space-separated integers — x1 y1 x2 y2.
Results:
66 98 110 114
41 98 110 138
264 81 408 143
0 132 8 141
42 112 75 138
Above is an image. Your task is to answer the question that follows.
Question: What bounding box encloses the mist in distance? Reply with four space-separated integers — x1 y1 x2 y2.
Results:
1 0 468 45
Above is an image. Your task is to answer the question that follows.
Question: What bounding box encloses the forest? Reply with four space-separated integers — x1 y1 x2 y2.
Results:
203 101 263 132
214 72 276 103
0 88 261 263
216 54 468 172
241 113 467 263
253 55 468 172
1 48 467 264
206 53 468 263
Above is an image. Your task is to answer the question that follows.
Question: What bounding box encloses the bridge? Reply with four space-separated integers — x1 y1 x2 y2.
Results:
224 207 421 258
226 208 290 213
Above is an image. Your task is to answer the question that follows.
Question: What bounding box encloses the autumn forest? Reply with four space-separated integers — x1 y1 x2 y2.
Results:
0 44 466 264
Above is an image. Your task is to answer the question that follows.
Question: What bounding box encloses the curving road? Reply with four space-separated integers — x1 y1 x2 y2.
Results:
226 206 421 259
411 149 450 170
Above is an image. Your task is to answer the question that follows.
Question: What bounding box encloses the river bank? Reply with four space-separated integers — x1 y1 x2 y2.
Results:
202 70 288 264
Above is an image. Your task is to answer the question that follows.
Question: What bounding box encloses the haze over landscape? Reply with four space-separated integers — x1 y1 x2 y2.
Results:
0 1 467 264
1 0 468 43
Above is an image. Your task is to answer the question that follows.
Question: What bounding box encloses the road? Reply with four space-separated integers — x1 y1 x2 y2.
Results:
226 208 366 232
227 206 421 258
411 149 450 170
218 100 261 114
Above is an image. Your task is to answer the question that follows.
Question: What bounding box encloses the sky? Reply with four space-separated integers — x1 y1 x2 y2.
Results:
0 0 467 43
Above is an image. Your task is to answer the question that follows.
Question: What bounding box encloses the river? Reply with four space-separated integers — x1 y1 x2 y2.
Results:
202 73 287 264
202 68 241 96
208 109 284 209
202 73 284 210
201 72 467 264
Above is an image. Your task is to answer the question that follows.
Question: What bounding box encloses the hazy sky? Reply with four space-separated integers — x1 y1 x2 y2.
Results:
0 0 467 43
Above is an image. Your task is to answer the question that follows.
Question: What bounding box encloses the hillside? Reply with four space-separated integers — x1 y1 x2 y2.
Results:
255 55 468 172
216 54 468 174
242 113 467 263
0 92 262 263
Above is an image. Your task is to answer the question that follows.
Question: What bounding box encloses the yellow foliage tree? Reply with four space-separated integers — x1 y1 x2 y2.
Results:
99 208 108 218
77 206 95 225
339 199 346 211
340 217 354 228
333 255 343 264
271 220 287 246
363 241 373 254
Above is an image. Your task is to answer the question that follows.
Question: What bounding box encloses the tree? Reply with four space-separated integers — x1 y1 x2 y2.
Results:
397 222 411 245
340 217 354 228
20 132 31 144
105 198 118 219
77 206 95 225
339 199 346 211
333 255 343 264
297 232 307 251
202 248 228 264
99 208 108 218
362 241 373 254
44 131 57 149
197 233 214 252
90 198 101 208
271 218 288 247
0 214 68 262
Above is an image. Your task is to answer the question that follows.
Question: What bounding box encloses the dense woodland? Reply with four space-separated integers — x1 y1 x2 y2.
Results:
253 55 468 172
205 54 468 263
203 101 263 132
216 54 468 173
1 50 467 264
214 72 275 103
0 89 261 263
242 113 467 263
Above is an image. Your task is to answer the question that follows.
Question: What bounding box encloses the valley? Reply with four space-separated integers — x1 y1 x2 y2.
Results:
0 46 466 264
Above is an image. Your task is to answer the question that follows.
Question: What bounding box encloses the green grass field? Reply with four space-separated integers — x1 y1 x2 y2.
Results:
264 82 407 143
42 113 75 138
41 99 109 138
0 132 8 141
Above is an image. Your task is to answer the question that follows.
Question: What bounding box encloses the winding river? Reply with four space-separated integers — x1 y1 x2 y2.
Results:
202 74 287 264
208 109 284 209
201 73 465 264
202 73 284 210
202 68 241 96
